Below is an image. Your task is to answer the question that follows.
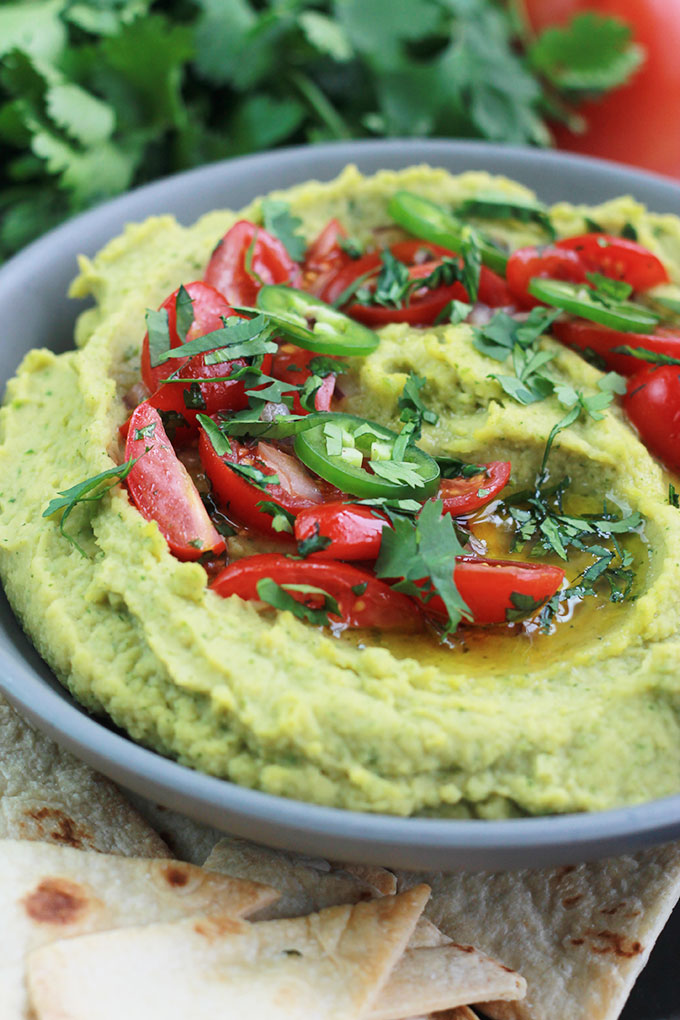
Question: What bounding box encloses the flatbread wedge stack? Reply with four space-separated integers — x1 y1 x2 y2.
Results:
0 695 678 1019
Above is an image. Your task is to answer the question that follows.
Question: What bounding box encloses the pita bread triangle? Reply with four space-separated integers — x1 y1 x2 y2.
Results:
27 884 430 1020
396 840 680 1020
0 837 277 1018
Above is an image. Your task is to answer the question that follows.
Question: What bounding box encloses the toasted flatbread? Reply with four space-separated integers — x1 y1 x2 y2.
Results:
396 841 680 1020
0 697 167 856
27 885 430 1020
205 835 388 920
369 942 525 1020
124 792 224 865
0 837 277 1018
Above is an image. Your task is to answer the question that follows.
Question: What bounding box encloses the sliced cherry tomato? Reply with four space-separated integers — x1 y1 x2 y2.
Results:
199 428 335 536
424 557 565 626
302 218 353 296
555 234 669 291
271 344 337 414
623 365 680 474
505 245 587 308
141 281 236 394
124 402 225 561
436 462 511 516
525 1 680 179
552 320 680 376
210 553 423 631
204 221 301 307
320 239 511 327
294 503 388 560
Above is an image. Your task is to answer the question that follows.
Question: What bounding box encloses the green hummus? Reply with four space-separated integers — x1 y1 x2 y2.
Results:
2 165 680 818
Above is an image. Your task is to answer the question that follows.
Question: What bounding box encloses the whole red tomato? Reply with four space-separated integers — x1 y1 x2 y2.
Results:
523 0 680 179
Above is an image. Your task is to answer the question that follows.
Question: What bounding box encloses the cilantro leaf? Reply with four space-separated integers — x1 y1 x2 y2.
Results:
261 198 306 262
256 577 339 627
256 500 295 533
146 307 171 368
670 484 680 510
375 499 470 633
297 523 332 558
529 12 644 95
196 413 231 456
175 285 195 343
43 457 138 556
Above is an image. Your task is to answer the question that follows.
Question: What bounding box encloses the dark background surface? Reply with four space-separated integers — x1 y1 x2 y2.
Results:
623 905 679 1019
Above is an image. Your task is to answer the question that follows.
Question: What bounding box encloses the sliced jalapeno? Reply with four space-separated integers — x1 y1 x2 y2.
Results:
528 278 662 333
388 191 509 275
294 413 440 499
256 285 380 356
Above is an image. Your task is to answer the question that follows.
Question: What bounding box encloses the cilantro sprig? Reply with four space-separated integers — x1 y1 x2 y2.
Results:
0 4 641 261
375 499 471 633
43 458 138 556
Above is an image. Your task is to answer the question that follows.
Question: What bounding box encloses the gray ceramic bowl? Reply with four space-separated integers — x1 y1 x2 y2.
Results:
2 139 680 872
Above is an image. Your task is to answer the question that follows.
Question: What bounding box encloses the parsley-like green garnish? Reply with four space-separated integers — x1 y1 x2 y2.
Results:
43 458 138 556
611 345 680 368
256 578 339 626
146 307 172 368
175 285 195 343
505 591 547 623
670 484 679 509
473 306 560 405
528 12 643 94
297 523 333 558
375 499 470 633
586 271 633 305
256 501 296 533
158 315 276 364
228 462 279 490
183 382 207 410
261 199 306 262
196 414 232 456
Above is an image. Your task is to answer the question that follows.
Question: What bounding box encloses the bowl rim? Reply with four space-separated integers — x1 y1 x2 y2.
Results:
2 137 680 871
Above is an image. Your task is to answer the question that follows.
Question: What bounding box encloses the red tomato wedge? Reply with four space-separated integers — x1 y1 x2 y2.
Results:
436 462 511 516
204 221 301 307
294 503 388 560
141 281 235 395
623 365 680 474
270 344 337 414
198 428 335 536
555 234 669 291
302 218 354 296
124 403 225 561
424 557 565 626
320 240 511 327
552 319 680 376
210 553 424 631
506 245 587 308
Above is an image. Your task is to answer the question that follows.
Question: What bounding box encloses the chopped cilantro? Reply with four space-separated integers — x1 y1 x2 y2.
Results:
183 382 207 410
133 422 157 441
505 591 547 623
159 315 276 364
398 373 438 427
586 272 633 305
621 223 638 241
196 414 231 457
43 458 138 556
228 462 279 490
370 459 427 488
436 457 486 480
351 581 368 596
145 307 171 368
670 484 679 509
297 523 333 558
611 345 680 368
434 300 472 326
256 501 296 533
473 307 560 405
307 356 346 378
261 199 306 262
256 577 339 626
338 237 364 259
375 499 470 633
175 285 195 343
528 12 643 95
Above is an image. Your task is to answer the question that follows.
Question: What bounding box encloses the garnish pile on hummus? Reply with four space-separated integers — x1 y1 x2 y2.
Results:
2 165 680 818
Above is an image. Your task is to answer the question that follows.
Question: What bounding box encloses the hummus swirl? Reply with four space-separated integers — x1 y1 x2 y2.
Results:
2 165 680 818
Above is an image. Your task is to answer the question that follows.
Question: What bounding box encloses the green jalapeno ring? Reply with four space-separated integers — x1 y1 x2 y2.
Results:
294 413 440 500
256 285 380 356
527 278 662 333
388 191 509 276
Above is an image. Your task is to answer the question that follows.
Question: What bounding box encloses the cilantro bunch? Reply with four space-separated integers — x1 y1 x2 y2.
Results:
0 0 641 260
